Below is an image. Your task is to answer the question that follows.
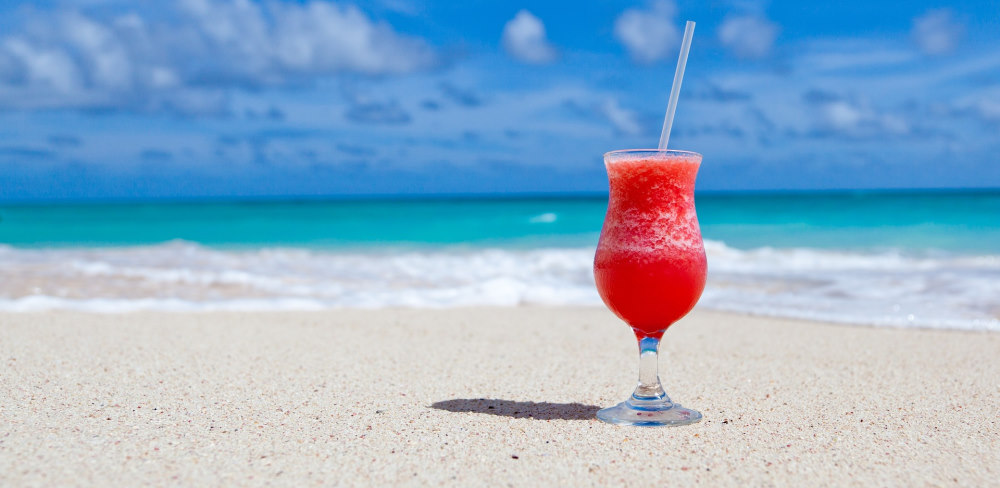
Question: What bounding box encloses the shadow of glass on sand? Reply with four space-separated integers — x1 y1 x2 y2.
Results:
430 398 600 421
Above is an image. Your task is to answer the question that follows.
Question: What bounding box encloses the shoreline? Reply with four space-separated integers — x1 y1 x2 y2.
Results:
2 239 998 332
2 303 998 334
2 307 998 485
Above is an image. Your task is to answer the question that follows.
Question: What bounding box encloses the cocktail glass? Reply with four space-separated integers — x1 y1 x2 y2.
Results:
594 149 707 426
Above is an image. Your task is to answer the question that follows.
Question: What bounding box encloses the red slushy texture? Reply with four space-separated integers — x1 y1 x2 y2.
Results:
594 153 707 340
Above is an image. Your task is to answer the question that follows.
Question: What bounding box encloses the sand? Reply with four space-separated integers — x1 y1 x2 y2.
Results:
1 307 998 486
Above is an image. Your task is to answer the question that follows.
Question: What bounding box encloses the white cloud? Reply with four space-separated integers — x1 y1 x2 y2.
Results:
0 1 437 113
501 10 557 64
717 15 779 59
600 98 643 135
822 101 863 130
804 92 910 137
614 0 679 64
180 0 434 76
677 37 1000 167
341 85 413 125
796 40 917 72
911 9 964 56
1 38 82 94
62 12 132 90
953 88 1000 125
974 98 1000 122
344 99 411 124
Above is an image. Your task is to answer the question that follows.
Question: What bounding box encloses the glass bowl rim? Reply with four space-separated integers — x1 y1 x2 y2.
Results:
604 149 702 158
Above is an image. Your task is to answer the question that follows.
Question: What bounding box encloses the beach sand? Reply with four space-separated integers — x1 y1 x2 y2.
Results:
1 307 998 486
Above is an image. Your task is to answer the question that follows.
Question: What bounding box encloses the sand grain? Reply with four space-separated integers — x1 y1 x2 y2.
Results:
1 308 998 486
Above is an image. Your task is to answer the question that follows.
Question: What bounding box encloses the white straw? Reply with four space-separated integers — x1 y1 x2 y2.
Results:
658 21 695 150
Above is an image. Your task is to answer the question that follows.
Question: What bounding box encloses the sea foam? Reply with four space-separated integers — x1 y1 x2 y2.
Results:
0 241 997 331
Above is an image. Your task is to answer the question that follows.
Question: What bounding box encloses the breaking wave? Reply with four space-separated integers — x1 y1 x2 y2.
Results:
0 240 997 331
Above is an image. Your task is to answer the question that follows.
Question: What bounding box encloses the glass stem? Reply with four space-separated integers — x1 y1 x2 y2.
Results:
630 337 671 405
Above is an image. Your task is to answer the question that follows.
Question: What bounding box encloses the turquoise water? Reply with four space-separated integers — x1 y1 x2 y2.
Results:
1 191 999 253
0 191 997 329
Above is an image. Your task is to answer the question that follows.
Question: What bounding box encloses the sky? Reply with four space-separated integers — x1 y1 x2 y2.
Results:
0 0 998 201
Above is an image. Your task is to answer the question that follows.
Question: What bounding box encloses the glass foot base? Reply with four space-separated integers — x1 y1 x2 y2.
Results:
596 400 702 427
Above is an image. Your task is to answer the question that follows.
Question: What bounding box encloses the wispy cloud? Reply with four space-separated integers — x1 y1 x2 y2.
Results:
336 143 377 157
501 10 557 64
951 87 1000 127
717 14 779 59
800 89 909 138
911 9 964 56
614 0 679 64
48 134 83 148
140 149 173 162
686 82 753 102
345 98 412 125
438 82 482 107
0 146 57 160
242 106 285 121
795 40 917 73
599 99 643 136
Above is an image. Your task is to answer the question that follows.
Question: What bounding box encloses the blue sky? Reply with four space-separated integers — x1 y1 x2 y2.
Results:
0 0 998 200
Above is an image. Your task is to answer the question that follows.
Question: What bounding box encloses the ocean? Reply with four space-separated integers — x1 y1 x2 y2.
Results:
1 191 998 330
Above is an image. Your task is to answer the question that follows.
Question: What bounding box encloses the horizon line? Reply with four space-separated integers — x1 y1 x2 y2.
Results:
2 187 999 206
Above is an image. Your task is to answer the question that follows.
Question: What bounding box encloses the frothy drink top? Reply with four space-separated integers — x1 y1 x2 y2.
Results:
597 151 703 258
